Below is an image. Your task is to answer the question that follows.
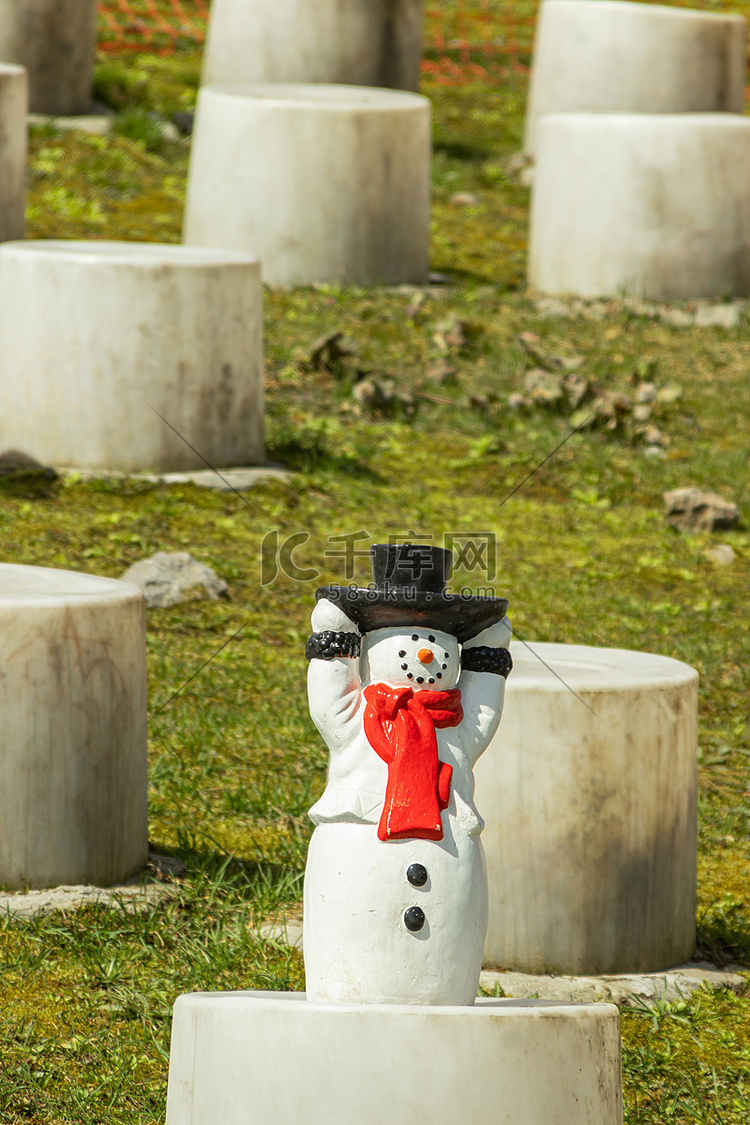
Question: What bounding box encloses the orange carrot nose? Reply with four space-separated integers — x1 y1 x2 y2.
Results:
417 648 434 664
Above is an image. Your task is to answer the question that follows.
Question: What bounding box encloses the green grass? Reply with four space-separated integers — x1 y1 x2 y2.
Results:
4 9 750 1121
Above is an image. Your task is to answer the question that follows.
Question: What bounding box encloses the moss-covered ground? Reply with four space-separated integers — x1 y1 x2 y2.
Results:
2 5 750 1120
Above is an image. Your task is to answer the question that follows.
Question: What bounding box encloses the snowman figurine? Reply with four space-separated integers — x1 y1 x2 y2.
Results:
303 542 512 1005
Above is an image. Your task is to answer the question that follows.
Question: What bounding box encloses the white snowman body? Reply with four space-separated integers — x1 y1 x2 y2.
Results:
304 598 511 1005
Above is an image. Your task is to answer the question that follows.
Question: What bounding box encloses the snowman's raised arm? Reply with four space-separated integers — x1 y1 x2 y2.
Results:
457 616 513 765
305 598 364 747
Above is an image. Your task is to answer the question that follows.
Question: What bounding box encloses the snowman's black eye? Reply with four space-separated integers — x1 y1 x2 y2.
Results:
428 635 435 642
444 652 450 658
416 676 424 684
399 650 406 657
411 634 419 641
401 663 408 670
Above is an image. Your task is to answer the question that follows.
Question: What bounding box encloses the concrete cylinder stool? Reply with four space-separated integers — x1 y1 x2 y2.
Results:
524 0 746 155
166 993 623 1125
183 84 431 286
475 642 698 975
529 113 750 300
0 241 264 471
0 564 148 889
0 0 97 115
0 64 27 242
202 0 424 92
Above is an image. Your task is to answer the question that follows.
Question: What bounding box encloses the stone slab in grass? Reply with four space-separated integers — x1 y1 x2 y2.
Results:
259 914 746 1007
0 854 185 918
480 963 747 1008
59 465 292 491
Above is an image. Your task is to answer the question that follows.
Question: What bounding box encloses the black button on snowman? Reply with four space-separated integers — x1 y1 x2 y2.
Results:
303 543 512 1005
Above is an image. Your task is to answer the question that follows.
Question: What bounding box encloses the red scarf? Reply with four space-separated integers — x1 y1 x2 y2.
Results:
363 684 463 841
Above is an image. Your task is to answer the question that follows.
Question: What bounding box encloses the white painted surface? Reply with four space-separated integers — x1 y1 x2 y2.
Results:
203 0 424 91
304 603 510 1004
524 0 746 154
0 564 148 888
0 241 264 471
0 64 27 242
165 991 624 1125
476 641 698 974
304 821 489 1004
529 113 750 300
0 0 97 114
184 84 431 286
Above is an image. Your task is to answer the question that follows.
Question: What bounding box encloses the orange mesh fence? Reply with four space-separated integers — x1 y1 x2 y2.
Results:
95 0 539 81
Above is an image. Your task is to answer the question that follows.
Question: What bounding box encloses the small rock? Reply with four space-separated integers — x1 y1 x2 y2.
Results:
172 110 194 136
693 303 743 329
655 381 683 404
425 358 458 385
663 488 741 533
635 382 658 404
563 372 590 410
352 378 416 418
633 402 654 423
304 330 358 376
704 544 736 566
449 191 479 207
523 367 564 406
434 314 470 352
122 551 228 608
504 151 533 180
641 424 668 447
0 448 57 480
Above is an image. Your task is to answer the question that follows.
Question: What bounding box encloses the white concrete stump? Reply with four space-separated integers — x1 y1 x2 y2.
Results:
476 642 698 976
0 564 148 889
0 0 97 115
0 241 264 472
524 0 746 155
184 84 431 286
529 113 750 300
165 992 624 1125
0 64 27 242
202 0 424 92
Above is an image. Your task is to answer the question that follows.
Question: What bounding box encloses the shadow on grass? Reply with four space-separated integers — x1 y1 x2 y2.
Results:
153 833 304 907
266 433 383 480
696 899 750 967
433 138 493 161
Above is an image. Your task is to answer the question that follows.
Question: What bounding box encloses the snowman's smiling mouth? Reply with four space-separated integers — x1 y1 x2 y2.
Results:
398 633 451 686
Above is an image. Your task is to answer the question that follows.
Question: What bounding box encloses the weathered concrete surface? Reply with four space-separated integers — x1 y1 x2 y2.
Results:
0 0 97 115
525 0 746 154
476 641 698 975
0 65 27 242
184 84 431 286
202 0 424 91
0 564 149 889
166 993 623 1125
0 241 264 472
530 114 750 300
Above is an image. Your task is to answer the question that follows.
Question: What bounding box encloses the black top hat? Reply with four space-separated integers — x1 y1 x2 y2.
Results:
315 543 508 643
